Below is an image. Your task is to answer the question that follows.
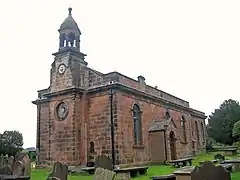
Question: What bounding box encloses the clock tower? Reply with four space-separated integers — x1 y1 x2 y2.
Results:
50 7 87 92
34 7 88 165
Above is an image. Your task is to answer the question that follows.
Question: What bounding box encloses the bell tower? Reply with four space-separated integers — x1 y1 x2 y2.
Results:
59 7 81 51
50 7 87 92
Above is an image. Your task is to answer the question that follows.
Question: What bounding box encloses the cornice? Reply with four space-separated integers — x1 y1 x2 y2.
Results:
32 87 85 105
87 83 206 119
43 87 85 98
32 98 49 105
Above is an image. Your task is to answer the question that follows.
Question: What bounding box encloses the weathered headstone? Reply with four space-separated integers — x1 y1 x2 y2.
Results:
47 161 68 180
0 155 8 167
0 164 12 175
191 161 231 180
7 156 14 168
12 161 24 176
15 153 31 176
93 168 115 180
95 155 113 170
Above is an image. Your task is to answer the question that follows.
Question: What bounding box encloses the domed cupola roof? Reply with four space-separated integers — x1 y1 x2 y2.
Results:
59 7 81 34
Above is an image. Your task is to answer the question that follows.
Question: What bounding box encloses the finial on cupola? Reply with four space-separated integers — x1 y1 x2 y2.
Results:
68 7 72 16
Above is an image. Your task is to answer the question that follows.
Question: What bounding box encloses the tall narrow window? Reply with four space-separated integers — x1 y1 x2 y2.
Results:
201 122 205 141
133 104 143 145
195 121 199 142
181 116 187 142
90 141 95 153
165 111 170 119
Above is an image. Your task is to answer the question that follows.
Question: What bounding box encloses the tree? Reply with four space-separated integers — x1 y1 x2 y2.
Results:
232 120 240 139
0 130 24 156
207 99 240 145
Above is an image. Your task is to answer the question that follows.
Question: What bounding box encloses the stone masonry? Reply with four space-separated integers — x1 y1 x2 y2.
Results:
32 8 207 166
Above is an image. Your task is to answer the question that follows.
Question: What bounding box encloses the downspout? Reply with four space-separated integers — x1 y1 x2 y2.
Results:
84 123 88 163
163 125 168 164
48 102 51 163
37 102 41 164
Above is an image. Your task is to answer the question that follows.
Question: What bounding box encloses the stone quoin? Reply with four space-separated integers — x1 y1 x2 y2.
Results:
32 7 207 166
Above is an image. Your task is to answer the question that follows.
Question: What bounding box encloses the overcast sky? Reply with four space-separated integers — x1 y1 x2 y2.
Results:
0 0 239 148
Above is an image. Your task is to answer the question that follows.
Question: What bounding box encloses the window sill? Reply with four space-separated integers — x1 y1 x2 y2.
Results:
180 141 188 144
133 145 145 149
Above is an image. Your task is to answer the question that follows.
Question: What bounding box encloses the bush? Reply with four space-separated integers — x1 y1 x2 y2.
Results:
206 137 214 152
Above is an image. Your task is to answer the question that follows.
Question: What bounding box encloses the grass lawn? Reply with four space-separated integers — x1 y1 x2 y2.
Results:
31 152 240 179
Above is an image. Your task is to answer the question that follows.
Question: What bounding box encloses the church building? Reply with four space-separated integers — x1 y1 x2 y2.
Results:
32 8 207 166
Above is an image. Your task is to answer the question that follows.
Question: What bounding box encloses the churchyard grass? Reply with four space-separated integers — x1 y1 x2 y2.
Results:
31 152 240 179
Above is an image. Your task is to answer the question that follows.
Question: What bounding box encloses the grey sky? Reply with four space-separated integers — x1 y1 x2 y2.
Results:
0 0 239 148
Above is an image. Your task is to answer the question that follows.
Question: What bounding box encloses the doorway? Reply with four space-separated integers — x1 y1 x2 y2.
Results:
149 131 166 162
169 131 177 160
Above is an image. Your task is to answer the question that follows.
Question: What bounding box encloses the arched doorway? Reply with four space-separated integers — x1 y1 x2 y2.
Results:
169 131 177 160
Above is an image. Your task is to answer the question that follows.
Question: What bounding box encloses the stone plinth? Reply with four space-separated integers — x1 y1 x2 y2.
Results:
173 166 194 180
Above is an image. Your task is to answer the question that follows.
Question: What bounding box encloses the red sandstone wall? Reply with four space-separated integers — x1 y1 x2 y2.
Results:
87 92 114 158
192 116 206 151
38 102 50 164
165 111 193 159
48 96 75 165
38 94 83 165
115 91 204 164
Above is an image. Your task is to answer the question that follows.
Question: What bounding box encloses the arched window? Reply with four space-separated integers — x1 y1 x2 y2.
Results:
201 122 205 141
195 121 199 141
181 116 187 142
133 104 143 145
90 141 95 153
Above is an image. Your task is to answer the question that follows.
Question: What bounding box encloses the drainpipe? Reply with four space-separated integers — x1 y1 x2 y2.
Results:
108 88 115 169
37 102 41 165
163 125 168 164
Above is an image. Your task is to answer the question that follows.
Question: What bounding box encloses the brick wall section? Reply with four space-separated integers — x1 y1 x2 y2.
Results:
87 92 114 158
88 69 103 87
46 95 78 165
38 102 50 163
192 116 206 150
72 94 82 165
115 91 204 164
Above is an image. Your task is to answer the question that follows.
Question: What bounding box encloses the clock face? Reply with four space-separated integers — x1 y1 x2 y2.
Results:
58 64 66 74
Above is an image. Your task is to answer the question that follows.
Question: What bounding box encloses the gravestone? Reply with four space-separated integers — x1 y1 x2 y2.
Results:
7 156 14 168
12 161 24 176
0 164 12 175
93 167 115 180
191 161 231 180
0 155 8 167
0 155 3 167
95 155 113 170
47 161 68 180
15 153 31 176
